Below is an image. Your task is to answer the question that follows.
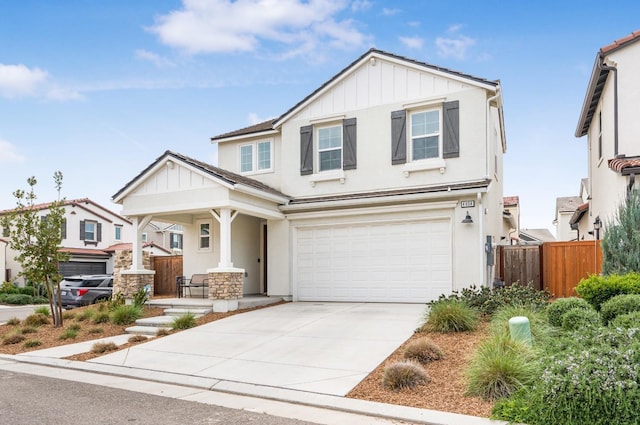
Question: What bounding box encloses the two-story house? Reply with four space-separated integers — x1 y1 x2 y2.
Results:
112 49 507 307
1 198 133 284
575 30 640 236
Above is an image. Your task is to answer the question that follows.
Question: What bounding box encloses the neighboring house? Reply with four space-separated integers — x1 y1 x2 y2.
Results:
554 196 583 241
519 228 556 244
141 221 184 253
113 49 507 304
502 196 520 244
0 238 7 282
568 178 593 240
0 198 133 285
575 29 640 237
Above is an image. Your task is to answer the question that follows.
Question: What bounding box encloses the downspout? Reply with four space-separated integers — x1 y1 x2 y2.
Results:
478 192 484 286
486 88 500 178
483 87 500 286
597 57 618 156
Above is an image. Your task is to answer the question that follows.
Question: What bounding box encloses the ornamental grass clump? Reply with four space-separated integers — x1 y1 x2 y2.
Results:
91 341 118 354
546 297 592 327
466 334 537 401
490 304 552 344
600 294 640 325
92 311 111 324
110 305 142 325
403 337 445 364
561 307 601 331
172 313 197 330
2 333 26 345
128 335 148 343
382 360 430 391
23 313 50 327
34 306 50 316
421 299 479 333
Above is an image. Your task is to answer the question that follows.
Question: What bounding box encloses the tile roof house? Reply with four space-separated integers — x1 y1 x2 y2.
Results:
113 49 507 308
1 198 135 284
502 196 520 244
554 196 583 241
575 29 640 237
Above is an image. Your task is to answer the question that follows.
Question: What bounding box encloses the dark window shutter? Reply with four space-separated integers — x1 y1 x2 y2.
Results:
391 110 407 164
61 218 67 239
443 100 460 158
300 125 313 175
342 118 357 170
178 234 183 249
97 222 102 242
79 220 85 240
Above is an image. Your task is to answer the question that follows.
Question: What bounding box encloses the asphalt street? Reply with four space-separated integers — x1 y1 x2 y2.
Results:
0 369 317 425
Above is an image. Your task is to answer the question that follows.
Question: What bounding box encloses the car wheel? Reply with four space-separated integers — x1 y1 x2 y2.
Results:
93 296 109 304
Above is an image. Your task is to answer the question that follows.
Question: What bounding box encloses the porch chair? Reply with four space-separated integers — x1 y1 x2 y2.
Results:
176 274 209 298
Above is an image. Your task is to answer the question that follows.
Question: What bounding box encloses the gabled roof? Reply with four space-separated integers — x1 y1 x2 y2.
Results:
556 196 584 214
520 228 556 243
212 48 500 141
576 30 640 137
105 242 172 255
112 150 289 203
503 196 519 207
0 198 130 225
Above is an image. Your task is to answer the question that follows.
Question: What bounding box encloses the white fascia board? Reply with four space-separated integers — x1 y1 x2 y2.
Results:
285 200 458 221
212 129 280 144
228 200 284 220
280 185 488 214
234 184 289 204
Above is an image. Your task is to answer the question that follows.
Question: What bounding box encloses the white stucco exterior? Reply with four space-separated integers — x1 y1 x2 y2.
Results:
114 50 507 303
576 32 640 236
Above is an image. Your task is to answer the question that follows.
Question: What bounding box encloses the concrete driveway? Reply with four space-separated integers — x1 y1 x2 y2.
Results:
90 302 425 396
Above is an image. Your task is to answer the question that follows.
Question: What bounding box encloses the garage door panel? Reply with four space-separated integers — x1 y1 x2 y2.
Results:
296 219 452 303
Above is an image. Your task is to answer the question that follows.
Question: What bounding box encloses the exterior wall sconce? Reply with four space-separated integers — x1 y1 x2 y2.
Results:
462 212 473 224
594 216 602 240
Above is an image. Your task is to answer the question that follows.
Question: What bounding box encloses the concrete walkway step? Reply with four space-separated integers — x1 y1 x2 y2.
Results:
135 316 180 327
125 325 172 336
163 308 211 316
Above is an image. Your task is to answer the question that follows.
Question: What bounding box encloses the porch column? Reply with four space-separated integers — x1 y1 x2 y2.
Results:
210 208 239 268
115 215 155 302
131 215 152 270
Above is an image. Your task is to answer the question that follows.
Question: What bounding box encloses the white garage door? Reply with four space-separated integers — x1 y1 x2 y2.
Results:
295 219 452 303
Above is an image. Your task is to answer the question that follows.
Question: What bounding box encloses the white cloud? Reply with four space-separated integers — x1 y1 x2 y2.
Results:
351 0 372 12
0 139 26 164
435 35 476 60
399 36 423 49
149 0 367 58
381 7 400 16
247 112 276 125
0 64 48 98
0 63 82 100
135 49 175 68
447 24 464 33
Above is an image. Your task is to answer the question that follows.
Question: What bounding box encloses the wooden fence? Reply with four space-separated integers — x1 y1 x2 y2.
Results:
542 241 602 298
152 255 183 296
497 241 602 298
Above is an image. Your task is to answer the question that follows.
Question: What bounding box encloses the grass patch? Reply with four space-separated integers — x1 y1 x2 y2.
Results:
34 306 51 316
155 328 171 337
91 341 119 354
59 328 78 340
87 327 104 334
421 299 479 333
62 311 76 320
20 326 38 334
171 313 197 330
23 340 42 348
110 305 142 325
23 313 50 327
92 312 111 324
5 317 20 326
403 337 445 364
382 361 430 390
3 333 26 345
75 308 96 322
128 335 148 343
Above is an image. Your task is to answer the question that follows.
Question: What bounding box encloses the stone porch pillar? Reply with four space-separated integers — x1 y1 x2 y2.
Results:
207 268 244 312
113 249 155 299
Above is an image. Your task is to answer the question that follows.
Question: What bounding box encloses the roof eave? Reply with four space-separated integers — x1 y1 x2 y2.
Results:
575 53 608 138
211 129 280 144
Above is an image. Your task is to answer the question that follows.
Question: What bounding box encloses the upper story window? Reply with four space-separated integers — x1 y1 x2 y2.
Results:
317 125 343 171
141 233 148 243
114 225 122 241
410 109 441 161
197 220 212 251
239 140 272 174
80 220 101 245
170 232 183 249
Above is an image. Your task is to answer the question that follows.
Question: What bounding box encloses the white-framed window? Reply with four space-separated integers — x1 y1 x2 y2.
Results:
141 233 147 243
317 125 342 171
197 220 212 251
410 108 441 161
84 221 96 242
239 140 272 174
114 225 122 241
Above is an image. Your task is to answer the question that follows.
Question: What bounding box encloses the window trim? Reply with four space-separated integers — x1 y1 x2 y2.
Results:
409 107 442 163
114 225 122 241
197 219 212 252
238 139 273 175
316 123 343 172
84 220 97 242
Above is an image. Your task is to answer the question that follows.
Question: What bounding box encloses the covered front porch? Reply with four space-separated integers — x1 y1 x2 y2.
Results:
111 151 289 312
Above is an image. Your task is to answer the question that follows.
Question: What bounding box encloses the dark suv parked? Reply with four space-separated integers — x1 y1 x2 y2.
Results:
58 275 113 308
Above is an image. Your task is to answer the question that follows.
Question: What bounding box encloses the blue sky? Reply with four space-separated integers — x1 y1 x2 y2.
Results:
1 1 638 234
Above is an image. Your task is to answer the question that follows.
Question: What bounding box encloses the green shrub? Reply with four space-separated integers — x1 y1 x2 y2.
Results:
171 313 197 330
490 305 552 344
88 327 104 334
403 337 445 364
0 281 17 294
600 294 640 325
32 296 48 305
110 305 142 325
59 328 78 340
92 312 111 324
546 297 592 327
382 361 430 390
439 283 551 316
421 299 479 333
466 334 537 400
62 311 76 320
18 287 37 296
132 286 149 308
575 273 640 310
23 313 50 327
2 333 26 345
91 341 118 354
491 390 531 423
0 293 33 305
75 309 96 322
20 326 38 334
128 335 148 343
107 292 125 311
601 188 640 275
23 340 42 348
5 317 20 326
611 311 640 329
34 306 50 316
561 307 601 331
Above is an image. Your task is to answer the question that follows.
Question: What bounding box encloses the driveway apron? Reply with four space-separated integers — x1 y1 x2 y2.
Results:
90 302 425 396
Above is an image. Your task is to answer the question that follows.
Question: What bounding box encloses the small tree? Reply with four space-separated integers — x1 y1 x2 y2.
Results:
0 172 68 327
601 188 640 275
